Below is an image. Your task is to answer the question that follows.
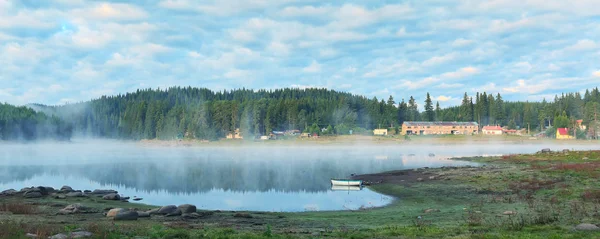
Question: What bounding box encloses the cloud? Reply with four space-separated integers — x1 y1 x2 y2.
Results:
303 60 322 73
267 41 290 56
452 38 474 47
422 53 457 66
436 95 452 102
594 71 600 78
71 3 148 20
279 5 333 17
441 67 480 79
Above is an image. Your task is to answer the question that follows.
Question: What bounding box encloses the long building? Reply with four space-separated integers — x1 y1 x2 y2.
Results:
401 121 479 135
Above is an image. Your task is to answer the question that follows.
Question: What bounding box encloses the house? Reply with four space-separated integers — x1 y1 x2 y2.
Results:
260 136 270 140
401 122 479 135
226 128 243 139
285 130 301 136
556 128 574 140
503 129 519 135
576 120 587 131
300 133 311 138
373 129 388 136
482 126 503 135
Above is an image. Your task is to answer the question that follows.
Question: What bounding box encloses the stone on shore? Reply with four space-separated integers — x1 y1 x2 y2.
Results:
157 205 178 215
91 189 118 195
182 212 201 219
574 223 599 231
58 204 88 215
166 209 182 217
102 193 120 200
23 191 43 198
503 211 517 215
137 211 151 218
147 208 160 215
49 231 92 239
66 192 85 197
423 209 440 213
59 186 73 192
178 204 197 214
114 211 139 221
107 208 127 218
1 189 17 196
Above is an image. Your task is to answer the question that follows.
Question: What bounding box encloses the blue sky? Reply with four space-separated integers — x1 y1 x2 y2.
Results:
0 0 599 107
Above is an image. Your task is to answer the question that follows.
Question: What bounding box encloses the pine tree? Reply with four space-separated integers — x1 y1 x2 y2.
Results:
424 93 434 121
398 99 408 125
408 96 419 121
435 102 441 121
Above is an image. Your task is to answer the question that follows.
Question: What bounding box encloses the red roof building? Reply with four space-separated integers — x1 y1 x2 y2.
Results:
556 128 574 139
482 125 503 135
557 128 569 135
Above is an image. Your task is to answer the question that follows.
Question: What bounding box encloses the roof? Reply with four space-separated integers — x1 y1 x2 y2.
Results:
402 121 479 127
557 128 569 136
482 126 503 131
577 120 583 123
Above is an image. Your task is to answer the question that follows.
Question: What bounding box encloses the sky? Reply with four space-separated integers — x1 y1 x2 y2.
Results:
0 0 599 107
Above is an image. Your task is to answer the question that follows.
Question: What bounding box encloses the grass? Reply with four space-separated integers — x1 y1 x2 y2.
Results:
0 202 38 214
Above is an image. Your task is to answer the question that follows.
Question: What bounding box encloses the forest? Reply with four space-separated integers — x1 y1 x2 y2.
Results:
2 87 600 141
0 103 73 141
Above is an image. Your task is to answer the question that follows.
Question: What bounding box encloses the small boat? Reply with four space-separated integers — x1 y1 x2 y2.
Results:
331 179 363 187
331 185 362 191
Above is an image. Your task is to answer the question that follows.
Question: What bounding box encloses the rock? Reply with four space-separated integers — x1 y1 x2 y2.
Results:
58 204 89 215
540 148 552 154
563 149 570 153
234 213 253 219
133 198 143 201
54 194 67 199
1 189 17 196
182 213 201 219
428 176 436 180
428 153 435 157
25 233 38 238
106 208 127 218
83 190 91 193
137 211 150 218
92 189 118 195
114 211 139 221
423 209 440 213
166 209 182 217
417 178 424 182
503 211 517 215
121 196 130 200
66 192 84 197
60 186 73 192
102 193 120 200
49 231 92 239
147 208 161 215
157 205 178 215
574 223 599 231
23 191 43 198
178 204 197 214
583 157 589 160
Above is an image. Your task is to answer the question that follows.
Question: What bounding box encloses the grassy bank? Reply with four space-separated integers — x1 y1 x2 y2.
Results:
1 151 599 238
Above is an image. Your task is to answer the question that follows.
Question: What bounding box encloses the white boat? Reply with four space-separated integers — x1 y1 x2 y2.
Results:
331 179 363 187
331 185 362 191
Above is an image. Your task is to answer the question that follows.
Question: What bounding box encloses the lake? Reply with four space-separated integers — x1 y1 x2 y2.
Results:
0 141 596 212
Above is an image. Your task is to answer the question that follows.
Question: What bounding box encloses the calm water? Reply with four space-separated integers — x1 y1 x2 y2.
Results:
0 141 596 212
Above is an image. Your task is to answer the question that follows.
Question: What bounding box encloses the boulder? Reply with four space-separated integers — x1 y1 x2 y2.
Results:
114 211 139 221
121 196 130 200
49 231 92 239
166 209 182 217
91 189 117 195
106 208 127 218
23 191 43 198
147 208 161 215
102 193 120 200
59 204 88 215
428 176 436 180
59 186 73 192
84 190 91 193
136 211 150 218
25 233 38 238
182 213 201 219
54 194 67 199
574 223 599 231
157 205 178 215
416 178 424 182
66 192 84 197
133 198 143 201
1 189 17 196
583 157 590 160
540 148 552 154
503 211 517 215
178 204 197 214
20 187 40 193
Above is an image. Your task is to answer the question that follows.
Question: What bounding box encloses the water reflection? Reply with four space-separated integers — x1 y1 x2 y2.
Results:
0 141 595 211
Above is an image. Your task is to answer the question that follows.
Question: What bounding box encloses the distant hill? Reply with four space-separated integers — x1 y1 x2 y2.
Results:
0 103 72 141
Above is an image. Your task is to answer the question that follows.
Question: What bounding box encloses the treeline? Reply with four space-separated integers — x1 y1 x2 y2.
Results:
43 88 400 140
0 103 72 141
7 87 600 141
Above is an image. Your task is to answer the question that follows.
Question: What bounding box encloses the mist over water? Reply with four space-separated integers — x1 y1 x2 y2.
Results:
0 140 597 212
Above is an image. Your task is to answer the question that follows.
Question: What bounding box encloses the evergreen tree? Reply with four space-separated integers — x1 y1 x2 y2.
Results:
435 102 441 121
424 93 434 121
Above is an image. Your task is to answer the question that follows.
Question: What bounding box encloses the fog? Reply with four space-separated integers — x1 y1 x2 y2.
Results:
0 140 597 211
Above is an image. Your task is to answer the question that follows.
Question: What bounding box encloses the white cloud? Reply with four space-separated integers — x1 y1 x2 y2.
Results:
395 77 439 90
339 84 352 89
343 66 357 73
328 4 414 29
436 95 452 102
432 19 481 31
441 67 480 79
437 83 464 89
188 51 201 58
422 53 457 66
593 71 600 78
224 69 251 79
564 39 597 52
279 6 333 17
452 38 474 47
267 41 290 56
319 48 337 58
303 60 322 73
71 3 148 20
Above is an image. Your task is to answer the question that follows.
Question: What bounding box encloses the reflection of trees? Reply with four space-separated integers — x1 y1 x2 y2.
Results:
0 154 407 194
